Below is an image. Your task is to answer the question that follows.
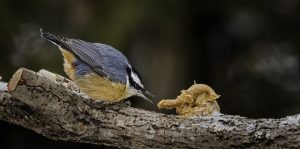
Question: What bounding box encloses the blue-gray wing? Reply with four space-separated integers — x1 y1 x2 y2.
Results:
67 39 130 84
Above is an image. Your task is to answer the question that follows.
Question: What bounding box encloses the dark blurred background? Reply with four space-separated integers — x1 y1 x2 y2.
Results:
1 0 300 148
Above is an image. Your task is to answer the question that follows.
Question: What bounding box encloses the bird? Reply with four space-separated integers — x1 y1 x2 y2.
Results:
40 29 152 103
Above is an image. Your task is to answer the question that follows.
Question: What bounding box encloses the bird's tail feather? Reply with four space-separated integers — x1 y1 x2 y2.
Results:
40 28 69 49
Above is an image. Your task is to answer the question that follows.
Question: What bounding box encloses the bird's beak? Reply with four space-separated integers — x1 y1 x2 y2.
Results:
138 92 153 104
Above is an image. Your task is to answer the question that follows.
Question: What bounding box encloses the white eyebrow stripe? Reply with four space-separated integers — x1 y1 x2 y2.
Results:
130 71 144 88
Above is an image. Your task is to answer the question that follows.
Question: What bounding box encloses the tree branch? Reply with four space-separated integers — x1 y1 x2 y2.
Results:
0 68 299 148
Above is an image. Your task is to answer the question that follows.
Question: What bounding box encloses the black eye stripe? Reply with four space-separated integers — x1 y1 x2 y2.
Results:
127 67 144 91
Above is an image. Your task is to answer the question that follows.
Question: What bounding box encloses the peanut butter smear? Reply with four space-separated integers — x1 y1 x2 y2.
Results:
158 83 220 117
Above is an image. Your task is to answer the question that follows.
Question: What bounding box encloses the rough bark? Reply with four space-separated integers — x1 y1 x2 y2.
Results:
0 68 299 149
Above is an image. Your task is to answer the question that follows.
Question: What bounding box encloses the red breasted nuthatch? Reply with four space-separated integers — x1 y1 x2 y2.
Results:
40 29 152 102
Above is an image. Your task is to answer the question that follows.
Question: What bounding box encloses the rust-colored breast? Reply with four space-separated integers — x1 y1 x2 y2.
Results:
75 72 129 102
60 48 76 80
